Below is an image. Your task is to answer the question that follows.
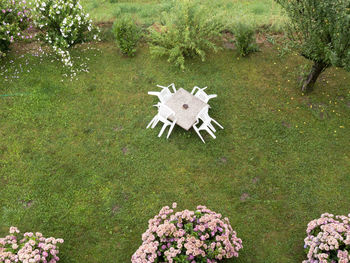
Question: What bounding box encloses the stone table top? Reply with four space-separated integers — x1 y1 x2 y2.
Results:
165 88 208 130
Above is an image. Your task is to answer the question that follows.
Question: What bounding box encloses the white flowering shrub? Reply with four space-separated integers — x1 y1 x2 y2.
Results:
0 226 64 263
32 0 99 69
303 213 350 263
132 203 243 263
0 0 32 57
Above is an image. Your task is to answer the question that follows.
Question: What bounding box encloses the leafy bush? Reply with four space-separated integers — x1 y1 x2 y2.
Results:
233 23 259 57
0 0 32 57
32 0 99 70
0 226 64 262
113 16 141 56
132 203 243 262
148 0 225 70
303 213 350 263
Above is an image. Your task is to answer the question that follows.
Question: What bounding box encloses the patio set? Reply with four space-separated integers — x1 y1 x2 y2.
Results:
146 83 223 143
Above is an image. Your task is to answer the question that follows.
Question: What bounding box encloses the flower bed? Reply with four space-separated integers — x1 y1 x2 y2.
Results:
303 213 350 263
0 226 64 263
132 203 243 263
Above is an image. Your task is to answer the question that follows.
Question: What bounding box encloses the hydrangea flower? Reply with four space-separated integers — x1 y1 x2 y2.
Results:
303 213 350 263
132 203 243 263
0 226 64 263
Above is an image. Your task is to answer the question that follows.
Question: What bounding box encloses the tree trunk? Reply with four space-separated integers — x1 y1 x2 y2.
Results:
301 61 329 93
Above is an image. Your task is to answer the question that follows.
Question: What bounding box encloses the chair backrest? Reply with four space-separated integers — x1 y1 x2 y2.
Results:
197 106 211 123
158 103 175 119
157 83 177 94
159 88 173 103
195 89 209 103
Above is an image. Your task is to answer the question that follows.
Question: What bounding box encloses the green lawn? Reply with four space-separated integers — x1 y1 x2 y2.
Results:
1 40 350 262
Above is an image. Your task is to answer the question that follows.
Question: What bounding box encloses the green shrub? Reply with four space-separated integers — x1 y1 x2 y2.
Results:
233 23 259 57
148 0 225 70
113 16 141 56
0 0 31 57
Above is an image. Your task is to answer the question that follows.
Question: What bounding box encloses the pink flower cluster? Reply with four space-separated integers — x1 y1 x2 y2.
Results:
0 227 64 263
0 0 32 55
303 213 350 263
132 203 243 263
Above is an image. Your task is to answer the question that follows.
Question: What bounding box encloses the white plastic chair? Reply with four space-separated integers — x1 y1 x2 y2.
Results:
148 83 177 103
191 86 217 103
146 103 177 139
193 106 223 143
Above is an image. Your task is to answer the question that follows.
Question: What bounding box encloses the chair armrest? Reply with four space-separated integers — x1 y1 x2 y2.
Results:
148 91 159 96
191 86 200 95
208 94 217 99
156 85 166 89
169 83 177 93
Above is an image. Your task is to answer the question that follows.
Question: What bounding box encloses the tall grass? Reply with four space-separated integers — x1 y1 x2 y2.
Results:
81 0 287 32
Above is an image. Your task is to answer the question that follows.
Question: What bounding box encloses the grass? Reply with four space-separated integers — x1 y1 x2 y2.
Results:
81 0 287 31
1 40 350 262
1 0 350 262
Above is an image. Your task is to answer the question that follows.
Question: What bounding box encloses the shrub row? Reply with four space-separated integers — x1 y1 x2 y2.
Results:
1 0 258 71
112 0 259 69
2 211 350 262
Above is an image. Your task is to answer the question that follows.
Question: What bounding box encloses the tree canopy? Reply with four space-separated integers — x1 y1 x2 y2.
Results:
275 0 350 92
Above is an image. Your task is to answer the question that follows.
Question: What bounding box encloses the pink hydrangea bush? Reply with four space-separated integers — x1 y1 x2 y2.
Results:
132 203 243 263
0 0 32 56
0 226 64 263
303 213 350 263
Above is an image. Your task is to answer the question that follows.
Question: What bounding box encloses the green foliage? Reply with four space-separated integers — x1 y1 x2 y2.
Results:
80 0 286 33
275 0 350 70
113 16 141 56
0 40 10 55
32 0 98 49
233 23 259 57
31 0 99 69
0 0 31 57
148 0 225 70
